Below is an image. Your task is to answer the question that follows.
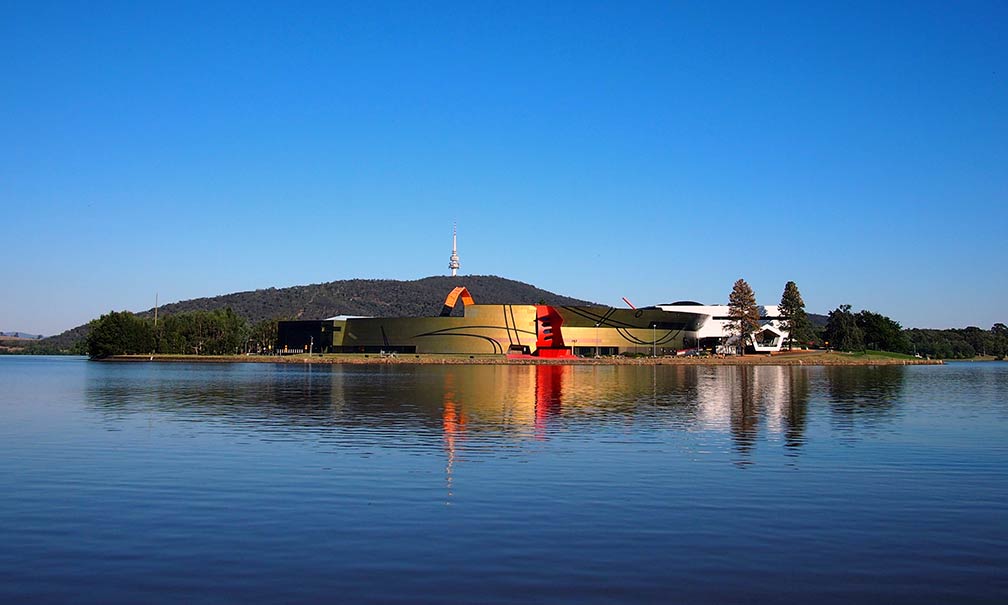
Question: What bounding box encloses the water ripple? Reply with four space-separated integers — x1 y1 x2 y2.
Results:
0 359 1006 603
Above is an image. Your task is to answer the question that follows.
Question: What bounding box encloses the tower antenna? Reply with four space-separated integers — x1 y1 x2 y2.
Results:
448 223 460 277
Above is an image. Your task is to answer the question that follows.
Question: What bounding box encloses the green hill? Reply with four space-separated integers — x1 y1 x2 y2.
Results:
35 275 597 353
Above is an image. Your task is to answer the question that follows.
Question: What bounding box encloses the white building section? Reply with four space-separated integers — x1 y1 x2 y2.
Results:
448 224 460 277
658 301 789 353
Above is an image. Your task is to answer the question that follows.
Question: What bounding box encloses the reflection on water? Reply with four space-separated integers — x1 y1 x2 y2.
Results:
5 357 1007 604
786 369 811 448
693 366 814 462
826 365 905 434
85 363 910 467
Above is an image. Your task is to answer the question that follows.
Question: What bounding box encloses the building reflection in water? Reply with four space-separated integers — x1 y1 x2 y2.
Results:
85 362 904 476
437 364 569 499
433 364 818 469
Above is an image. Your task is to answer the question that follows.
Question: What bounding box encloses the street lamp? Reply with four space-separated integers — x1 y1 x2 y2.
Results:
595 322 600 357
652 322 656 358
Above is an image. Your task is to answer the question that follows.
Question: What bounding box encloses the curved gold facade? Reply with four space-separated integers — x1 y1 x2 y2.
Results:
299 304 707 356
338 305 538 355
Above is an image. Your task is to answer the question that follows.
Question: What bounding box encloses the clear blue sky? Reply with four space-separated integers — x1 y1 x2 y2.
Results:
2 1 1005 335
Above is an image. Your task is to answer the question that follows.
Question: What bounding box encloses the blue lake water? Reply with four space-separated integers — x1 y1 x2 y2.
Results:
1 357 1006 603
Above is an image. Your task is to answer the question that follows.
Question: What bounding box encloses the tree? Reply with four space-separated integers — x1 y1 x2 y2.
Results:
778 281 813 350
726 279 761 355
960 326 988 357
824 305 864 352
85 311 155 358
993 323 1008 358
856 310 911 353
248 318 280 354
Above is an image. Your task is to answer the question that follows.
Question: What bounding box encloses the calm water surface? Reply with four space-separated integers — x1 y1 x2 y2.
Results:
1 357 1006 603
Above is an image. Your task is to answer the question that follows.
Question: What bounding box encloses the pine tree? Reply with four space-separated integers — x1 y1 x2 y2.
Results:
778 281 812 350
727 279 761 355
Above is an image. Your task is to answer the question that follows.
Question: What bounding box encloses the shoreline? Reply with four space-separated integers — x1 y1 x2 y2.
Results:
101 352 944 366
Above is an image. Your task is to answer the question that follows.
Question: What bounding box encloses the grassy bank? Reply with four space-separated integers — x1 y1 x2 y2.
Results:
103 350 943 366
838 350 920 361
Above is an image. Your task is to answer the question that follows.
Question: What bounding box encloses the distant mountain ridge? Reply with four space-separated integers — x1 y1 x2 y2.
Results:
37 275 598 351
0 332 43 339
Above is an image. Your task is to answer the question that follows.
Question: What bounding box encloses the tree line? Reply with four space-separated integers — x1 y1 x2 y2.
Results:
85 309 280 358
820 305 1007 358
726 279 1006 359
905 325 1007 359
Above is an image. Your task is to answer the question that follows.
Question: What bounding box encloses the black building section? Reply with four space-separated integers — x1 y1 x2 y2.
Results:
276 320 338 354
277 319 418 355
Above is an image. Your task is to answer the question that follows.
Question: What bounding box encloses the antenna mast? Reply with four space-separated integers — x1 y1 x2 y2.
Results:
448 223 460 277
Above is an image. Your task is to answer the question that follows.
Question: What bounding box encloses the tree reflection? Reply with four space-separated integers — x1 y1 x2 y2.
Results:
693 366 813 462
825 366 906 434
729 367 759 460
784 369 810 450
86 364 349 427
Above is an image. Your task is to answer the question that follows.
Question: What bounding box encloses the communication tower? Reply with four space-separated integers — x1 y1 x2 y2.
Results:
448 224 460 277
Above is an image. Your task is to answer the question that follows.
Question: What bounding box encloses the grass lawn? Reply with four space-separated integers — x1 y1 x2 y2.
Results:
843 350 919 360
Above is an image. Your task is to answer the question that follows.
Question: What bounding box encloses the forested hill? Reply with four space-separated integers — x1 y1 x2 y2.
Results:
39 275 597 351
144 275 595 320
